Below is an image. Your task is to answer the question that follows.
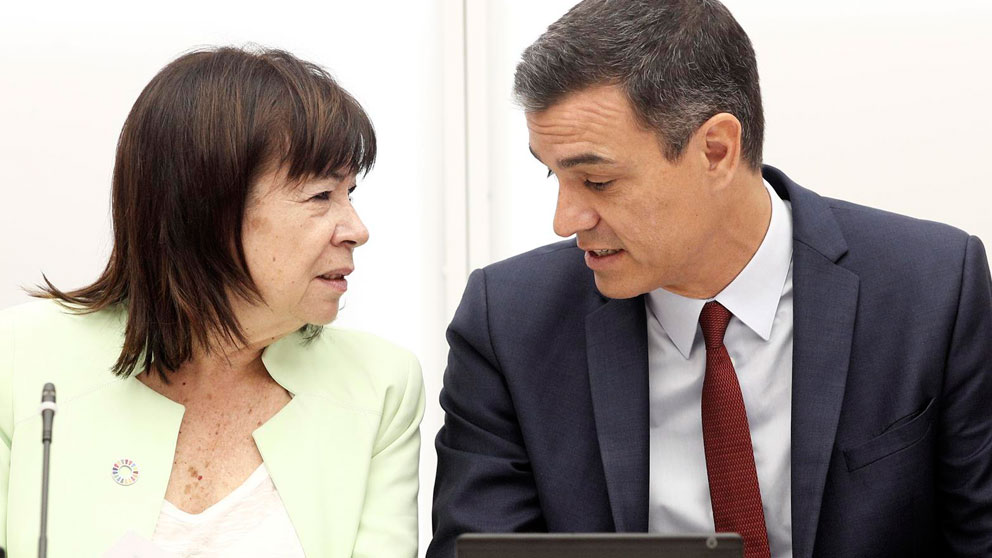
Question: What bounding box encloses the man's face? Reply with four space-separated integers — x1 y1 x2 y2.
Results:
527 85 721 299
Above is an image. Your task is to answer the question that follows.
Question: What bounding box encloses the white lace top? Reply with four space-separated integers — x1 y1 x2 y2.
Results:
149 464 306 558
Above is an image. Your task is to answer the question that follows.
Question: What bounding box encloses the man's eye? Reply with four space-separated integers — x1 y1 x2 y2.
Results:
310 191 331 202
584 179 613 191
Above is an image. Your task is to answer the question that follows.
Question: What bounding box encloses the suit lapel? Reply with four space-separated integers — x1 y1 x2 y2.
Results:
790 244 858 558
585 296 650 532
767 166 860 558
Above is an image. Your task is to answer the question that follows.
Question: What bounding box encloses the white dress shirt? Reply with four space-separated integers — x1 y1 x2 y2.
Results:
646 180 794 558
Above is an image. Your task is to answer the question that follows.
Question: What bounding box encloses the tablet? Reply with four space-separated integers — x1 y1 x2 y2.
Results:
456 533 744 558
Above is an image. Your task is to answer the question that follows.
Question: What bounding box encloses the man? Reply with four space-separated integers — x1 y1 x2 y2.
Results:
428 1 992 557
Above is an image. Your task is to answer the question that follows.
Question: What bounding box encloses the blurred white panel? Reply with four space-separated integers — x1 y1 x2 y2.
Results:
441 0 470 319
478 0 579 262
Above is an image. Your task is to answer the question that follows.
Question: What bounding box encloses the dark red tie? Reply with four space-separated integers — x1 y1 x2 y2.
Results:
699 301 771 558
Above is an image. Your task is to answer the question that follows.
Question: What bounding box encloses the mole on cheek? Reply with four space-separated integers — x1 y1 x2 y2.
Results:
248 213 268 231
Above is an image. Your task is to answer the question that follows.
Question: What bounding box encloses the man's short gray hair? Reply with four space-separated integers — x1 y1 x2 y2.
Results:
514 0 764 170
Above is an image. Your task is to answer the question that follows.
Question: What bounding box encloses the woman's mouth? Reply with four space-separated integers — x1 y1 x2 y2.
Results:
316 271 350 292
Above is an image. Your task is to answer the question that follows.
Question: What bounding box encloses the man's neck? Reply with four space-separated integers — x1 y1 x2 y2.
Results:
666 172 771 299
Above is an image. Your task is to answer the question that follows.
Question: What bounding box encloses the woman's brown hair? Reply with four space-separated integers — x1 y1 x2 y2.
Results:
37 46 376 381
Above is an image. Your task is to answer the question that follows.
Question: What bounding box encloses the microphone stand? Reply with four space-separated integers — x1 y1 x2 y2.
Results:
38 383 57 558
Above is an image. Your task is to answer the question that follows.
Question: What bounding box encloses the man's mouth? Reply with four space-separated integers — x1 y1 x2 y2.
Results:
588 249 621 257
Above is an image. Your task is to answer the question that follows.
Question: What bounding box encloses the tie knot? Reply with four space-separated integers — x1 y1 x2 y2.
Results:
699 301 732 349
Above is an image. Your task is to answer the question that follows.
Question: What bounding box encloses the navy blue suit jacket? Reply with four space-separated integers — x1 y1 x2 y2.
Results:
428 166 992 557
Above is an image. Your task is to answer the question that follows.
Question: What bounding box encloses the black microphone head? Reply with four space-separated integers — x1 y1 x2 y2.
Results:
42 382 56 403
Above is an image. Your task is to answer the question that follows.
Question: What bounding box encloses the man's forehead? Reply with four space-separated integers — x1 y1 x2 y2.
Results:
526 121 622 171
526 85 631 126
525 107 623 142
525 86 634 157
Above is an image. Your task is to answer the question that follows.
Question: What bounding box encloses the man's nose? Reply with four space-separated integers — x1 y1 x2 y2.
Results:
552 184 598 238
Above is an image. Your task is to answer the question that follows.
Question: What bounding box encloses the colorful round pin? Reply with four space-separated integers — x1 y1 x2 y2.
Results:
111 458 140 486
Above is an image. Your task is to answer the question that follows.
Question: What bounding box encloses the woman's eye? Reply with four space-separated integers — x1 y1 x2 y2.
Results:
584 179 614 191
310 191 332 202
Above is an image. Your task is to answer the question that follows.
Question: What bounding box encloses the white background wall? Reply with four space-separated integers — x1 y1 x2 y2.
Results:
2 1 991 556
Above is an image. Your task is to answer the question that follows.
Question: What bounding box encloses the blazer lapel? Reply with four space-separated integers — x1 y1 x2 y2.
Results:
767 166 860 558
40 377 185 553
585 296 650 532
252 396 374 558
258 337 378 558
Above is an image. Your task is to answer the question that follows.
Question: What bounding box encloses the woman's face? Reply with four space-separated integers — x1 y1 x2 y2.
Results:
239 166 368 338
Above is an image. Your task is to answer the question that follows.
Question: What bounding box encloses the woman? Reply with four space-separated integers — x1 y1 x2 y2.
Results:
0 47 423 557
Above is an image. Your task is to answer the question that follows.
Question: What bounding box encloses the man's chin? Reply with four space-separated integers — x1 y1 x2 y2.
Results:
592 274 647 300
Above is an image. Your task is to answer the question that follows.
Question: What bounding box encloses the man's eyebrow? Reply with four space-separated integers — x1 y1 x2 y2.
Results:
527 145 616 170
558 153 616 168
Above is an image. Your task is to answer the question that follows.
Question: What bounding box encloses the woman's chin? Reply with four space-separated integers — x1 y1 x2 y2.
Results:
305 307 339 326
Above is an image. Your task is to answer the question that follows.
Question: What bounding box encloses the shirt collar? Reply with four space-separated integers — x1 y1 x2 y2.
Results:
646 179 793 359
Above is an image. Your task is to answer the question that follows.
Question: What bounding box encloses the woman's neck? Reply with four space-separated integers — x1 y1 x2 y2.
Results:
139 342 271 403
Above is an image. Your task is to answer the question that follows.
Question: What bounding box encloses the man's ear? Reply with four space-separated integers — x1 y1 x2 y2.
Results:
696 112 742 186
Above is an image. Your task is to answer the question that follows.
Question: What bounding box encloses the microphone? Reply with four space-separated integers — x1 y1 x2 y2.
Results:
41 383 56 443
38 383 57 558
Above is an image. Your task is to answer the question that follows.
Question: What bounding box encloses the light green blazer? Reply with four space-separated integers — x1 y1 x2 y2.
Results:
0 300 424 557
